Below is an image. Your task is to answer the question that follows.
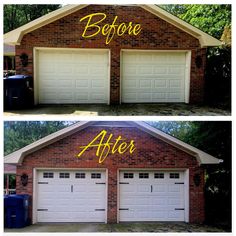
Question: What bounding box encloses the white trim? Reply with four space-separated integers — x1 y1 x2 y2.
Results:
185 51 192 103
33 47 110 105
121 49 191 104
32 168 37 224
117 168 120 223
185 169 190 222
33 168 107 223
118 168 189 223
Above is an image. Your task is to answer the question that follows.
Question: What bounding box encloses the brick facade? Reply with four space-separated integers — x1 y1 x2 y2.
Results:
15 5 206 104
16 124 205 223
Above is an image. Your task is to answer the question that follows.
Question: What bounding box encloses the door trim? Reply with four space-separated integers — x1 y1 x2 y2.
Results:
33 47 111 105
33 168 108 224
117 168 189 223
120 49 191 104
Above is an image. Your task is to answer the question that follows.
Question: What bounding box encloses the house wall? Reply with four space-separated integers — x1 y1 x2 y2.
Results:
16 125 205 223
15 5 206 104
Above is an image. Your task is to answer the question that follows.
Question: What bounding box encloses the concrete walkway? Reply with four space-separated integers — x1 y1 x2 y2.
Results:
4 104 231 116
4 222 226 232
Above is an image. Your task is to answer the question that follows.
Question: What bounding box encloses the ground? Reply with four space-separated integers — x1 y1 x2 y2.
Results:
4 104 231 116
4 222 227 232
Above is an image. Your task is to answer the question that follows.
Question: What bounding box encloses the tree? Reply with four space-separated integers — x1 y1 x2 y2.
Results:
160 4 231 39
4 4 61 33
4 121 76 155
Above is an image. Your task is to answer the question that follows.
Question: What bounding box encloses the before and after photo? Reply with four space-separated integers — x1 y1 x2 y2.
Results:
3 3 232 235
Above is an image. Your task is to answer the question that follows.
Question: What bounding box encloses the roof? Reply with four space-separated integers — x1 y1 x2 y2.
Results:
4 4 221 48
4 164 16 174
4 121 222 165
4 44 15 56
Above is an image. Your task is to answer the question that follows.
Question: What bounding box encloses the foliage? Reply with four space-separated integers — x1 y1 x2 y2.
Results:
160 4 231 39
4 121 76 155
4 4 61 33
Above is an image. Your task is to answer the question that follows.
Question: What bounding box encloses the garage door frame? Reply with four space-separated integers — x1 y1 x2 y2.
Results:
33 47 111 105
117 168 189 223
120 49 191 104
33 168 108 224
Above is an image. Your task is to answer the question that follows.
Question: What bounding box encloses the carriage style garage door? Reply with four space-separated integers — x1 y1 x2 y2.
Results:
122 51 188 103
36 170 106 222
37 49 109 104
119 170 186 222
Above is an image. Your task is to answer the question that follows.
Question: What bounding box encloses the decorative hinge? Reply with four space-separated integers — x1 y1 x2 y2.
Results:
119 182 129 184
37 209 48 211
96 182 106 184
95 209 105 211
119 208 129 210
175 182 184 184
175 208 185 210
38 182 48 184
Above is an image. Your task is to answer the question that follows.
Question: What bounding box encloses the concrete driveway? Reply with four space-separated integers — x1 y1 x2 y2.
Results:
4 104 231 116
4 222 226 232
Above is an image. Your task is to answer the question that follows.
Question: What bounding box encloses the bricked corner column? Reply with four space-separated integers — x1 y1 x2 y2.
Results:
189 167 205 223
107 168 118 223
109 48 120 104
189 48 207 104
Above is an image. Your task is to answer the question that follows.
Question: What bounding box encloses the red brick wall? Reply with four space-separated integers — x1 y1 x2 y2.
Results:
16 125 205 223
15 5 206 104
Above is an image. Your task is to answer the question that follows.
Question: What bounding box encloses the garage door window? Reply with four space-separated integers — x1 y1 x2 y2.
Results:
91 173 101 179
43 172 54 178
124 173 134 178
154 173 164 179
139 173 149 178
75 173 86 178
59 173 70 178
170 173 180 179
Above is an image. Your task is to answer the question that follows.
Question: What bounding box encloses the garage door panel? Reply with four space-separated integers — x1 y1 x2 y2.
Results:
119 170 186 222
38 50 108 104
37 170 106 222
122 51 187 103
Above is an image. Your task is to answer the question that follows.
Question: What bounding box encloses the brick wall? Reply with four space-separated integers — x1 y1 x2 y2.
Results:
16 125 205 223
15 5 206 104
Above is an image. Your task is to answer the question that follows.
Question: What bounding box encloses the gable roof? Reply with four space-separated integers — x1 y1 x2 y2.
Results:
4 4 221 47
4 121 222 165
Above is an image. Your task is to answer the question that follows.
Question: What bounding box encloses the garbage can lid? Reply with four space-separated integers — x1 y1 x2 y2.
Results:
6 75 32 79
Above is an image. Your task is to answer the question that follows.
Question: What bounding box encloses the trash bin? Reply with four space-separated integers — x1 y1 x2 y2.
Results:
4 196 9 228
6 194 30 228
4 75 34 109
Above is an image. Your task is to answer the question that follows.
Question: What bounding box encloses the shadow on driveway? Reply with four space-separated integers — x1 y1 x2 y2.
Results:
4 104 231 116
4 222 227 232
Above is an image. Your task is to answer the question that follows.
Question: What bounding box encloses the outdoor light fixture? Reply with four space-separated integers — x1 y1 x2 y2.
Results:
21 173 29 186
20 53 29 67
195 55 203 69
193 173 201 187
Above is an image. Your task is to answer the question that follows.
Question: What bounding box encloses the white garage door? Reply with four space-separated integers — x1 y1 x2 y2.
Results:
119 171 186 222
37 170 106 222
122 51 188 103
37 49 109 104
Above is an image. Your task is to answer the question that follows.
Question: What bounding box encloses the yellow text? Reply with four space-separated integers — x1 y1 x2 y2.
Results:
80 13 142 44
77 130 136 163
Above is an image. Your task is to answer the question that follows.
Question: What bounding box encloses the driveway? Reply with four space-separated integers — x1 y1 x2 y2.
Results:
4 222 227 232
4 104 231 116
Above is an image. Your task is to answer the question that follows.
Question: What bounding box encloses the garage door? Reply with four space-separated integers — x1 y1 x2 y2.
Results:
37 49 109 104
37 170 106 222
119 170 186 222
122 51 188 103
